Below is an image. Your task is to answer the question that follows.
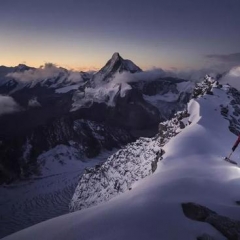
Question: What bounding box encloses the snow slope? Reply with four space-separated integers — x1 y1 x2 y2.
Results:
55 84 81 93
0 146 115 239
69 109 190 212
3 78 240 239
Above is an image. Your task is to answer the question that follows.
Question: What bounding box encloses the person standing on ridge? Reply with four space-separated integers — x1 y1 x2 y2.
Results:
232 134 240 152
225 134 240 164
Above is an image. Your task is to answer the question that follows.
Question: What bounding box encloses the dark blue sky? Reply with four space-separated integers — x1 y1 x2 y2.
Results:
0 0 240 70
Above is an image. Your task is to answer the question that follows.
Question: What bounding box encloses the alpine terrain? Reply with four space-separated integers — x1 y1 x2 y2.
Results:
2 72 240 239
0 53 193 238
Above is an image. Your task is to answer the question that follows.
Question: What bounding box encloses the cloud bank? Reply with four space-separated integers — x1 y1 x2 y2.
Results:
7 63 62 82
219 66 240 90
5 60 231 87
0 95 21 116
6 63 83 84
111 67 219 85
81 67 222 107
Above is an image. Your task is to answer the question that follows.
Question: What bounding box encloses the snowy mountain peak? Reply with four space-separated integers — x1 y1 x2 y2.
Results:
111 52 121 62
108 52 142 73
90 53 142 86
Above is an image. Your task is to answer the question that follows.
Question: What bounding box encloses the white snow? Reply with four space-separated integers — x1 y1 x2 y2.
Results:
37 145 84 177
188 99 201 124
0 146 116 238
55 84 81 93
3 81 240 240
71 80 132 110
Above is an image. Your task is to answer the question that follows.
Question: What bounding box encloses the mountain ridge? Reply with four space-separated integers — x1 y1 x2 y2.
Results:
3 75 240 240
0 53 192 184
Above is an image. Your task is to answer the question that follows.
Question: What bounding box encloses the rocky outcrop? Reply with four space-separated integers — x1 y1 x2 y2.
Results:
192 75 216 98
69 137 164 212
219 86 240 136
70 107 191 212
182 202 240 240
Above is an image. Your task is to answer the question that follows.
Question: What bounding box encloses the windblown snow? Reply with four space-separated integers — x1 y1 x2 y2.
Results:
3 78 240 240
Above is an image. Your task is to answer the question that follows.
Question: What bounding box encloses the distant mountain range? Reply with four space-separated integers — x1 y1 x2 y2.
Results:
0 53 194 184
1 54 240 239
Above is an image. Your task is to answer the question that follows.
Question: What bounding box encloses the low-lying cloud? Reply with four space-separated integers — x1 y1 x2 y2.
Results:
0 95 21 116
89 67 209 104
219 66 240 90
6 63 83 83
111 67 219 85
7 63 61 82
5 59 231 88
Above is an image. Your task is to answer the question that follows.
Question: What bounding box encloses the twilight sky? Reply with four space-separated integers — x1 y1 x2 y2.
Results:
0 0 240 71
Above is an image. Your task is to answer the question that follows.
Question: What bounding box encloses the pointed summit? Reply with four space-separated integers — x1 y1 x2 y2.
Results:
110 52 124 65
91 52 142 86
111 52 121 61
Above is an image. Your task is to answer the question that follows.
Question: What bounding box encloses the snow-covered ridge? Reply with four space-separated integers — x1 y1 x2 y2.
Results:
70 109 192 212
4 77 240 240
69 76 240 213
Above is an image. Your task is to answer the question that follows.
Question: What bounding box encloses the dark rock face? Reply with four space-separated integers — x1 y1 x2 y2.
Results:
0 91 73 138
110 88 161 129
131 78 193 122
74 87 161 131
220 87 240 136
182 202 240 240
197 233 215 240
182 202 217 221
0 116 134 183
134 77 186 95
